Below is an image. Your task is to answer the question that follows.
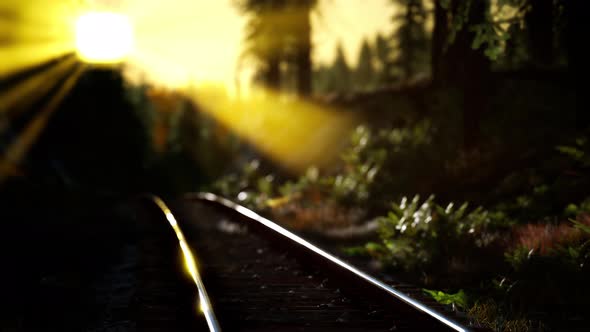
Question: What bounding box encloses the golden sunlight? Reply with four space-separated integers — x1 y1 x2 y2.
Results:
75 12 134 64
1 0 388 173
0 0 77 78
187 87 358 172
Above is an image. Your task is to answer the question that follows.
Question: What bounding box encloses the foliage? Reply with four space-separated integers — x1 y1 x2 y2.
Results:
467 299 542 332
235 0 317 92
328 125 386 204
441 0 528 61
211 159 270 209
409 188 590 328
374 33 396 85
359 195 506 274
390 0 430 79
314 42 351 94
262 123 439 209
497 215 590 328
353 38 377 91
556 136 590 168
250 119 466 211
423 289 469 310
336 119 478 211
564 201 589 217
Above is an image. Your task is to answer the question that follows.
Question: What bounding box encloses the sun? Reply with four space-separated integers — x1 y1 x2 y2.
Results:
75 12 134 64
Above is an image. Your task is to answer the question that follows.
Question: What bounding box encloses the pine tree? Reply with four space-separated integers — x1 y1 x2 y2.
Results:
236 0 288 91
391 0 429 81
433 0 491 149
330 43 351 93
354 38 376 91
235 0 317 96
374 33 395 85
287 0 316 97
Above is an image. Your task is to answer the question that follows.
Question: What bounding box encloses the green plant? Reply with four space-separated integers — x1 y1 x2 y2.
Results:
330 121 448 210
468 299 541 332
358 195 506 275
499 217 590 327
423 289 469 310
564 197 590 217
556 136 590 168
330 125 387 204
211 159 270 209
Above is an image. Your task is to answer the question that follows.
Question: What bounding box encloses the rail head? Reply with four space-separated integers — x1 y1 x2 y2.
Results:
186 192 478 332
143 194 221 332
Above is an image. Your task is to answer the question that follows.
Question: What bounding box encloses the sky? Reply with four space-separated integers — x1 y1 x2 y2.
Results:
122 0 395 89
313 0 394 67
1 0 395 88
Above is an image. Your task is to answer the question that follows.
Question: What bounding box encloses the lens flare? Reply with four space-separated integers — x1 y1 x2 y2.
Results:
75 12 134 64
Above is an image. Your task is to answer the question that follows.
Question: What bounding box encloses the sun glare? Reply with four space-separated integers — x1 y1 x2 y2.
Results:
75 12 134 64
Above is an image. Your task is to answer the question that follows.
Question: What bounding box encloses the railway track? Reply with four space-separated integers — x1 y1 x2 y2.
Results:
0 190 485 331
142 193 485 332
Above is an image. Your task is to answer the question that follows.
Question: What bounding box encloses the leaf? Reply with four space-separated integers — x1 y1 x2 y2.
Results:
556 146 584 161
365 242 383 252
568 246 579 259
571 219 590 235
342 246 368 256
423 289 468 309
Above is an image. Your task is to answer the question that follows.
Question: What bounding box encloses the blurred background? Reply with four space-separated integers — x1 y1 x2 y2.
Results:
0 0 587 330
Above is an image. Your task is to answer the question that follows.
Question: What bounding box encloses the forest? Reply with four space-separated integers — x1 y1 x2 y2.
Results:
0 0 586 331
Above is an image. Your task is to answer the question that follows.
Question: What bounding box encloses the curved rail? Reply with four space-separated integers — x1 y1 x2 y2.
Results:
186 192 473 332
146 195 221 332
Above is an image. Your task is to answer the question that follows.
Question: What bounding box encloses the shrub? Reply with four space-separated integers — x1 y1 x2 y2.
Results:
357 195 508 278
331 121 447 211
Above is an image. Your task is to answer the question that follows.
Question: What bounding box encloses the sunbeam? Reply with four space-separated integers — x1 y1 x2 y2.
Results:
1 0 360 174
187 87 358 172
0 64 85 182
0 0 79 78
114 0 358 171
0 66 84 184
0 55 78 115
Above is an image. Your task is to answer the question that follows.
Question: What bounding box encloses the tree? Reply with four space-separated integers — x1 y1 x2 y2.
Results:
331 43 351 93
375 33 395 85
391 0 429 80
354 38 376 91
288 0 316 97
313 42 351 94
431 0 448 85
312 64 332 95
561 0 585 127
236 0 317 97
432 0 491 150
525 0 554 68
236 0 287 91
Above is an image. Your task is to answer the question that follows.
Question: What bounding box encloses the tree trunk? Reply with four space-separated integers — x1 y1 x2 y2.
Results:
295 9 312 97
431 0 448 85
525 0 554 67
564 0 586 128
437 0 491 150
266 54 281 91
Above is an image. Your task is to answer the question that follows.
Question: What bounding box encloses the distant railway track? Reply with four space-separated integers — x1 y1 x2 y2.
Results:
143 193 487 331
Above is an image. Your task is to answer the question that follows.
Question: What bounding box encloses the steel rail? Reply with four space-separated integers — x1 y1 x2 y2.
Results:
186 192 474 332
146 195 221 332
